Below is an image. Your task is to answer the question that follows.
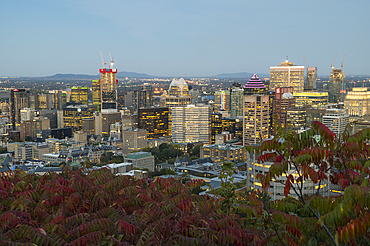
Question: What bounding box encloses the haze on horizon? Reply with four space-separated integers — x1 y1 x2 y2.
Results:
1 0 369 78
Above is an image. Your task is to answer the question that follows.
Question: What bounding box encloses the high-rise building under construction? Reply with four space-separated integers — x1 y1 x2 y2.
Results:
305 67 317 90
94 51 118 111
100 68 118 110
328 54 346 103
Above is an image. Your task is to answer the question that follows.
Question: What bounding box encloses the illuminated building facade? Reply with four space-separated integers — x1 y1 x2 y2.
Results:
117 91 125 110
329 67 346 103
214 90 230 112
170 104 211 143
222 117 243 140
200 144 247 163
63 105 95 131
160 78 192 107
286 107 307 132
71 87 88 105
305 67 317 90
243 74 270 146
211 113 243 144
52 90 65 110
270 59 304 92
37 94 54 110
92 79 101 110
230 83 244 118
99 68 118 110
344 88 370 116
272 87 295 129
10 89 30 130
138 107 169 139
293 92 328 108
133 84 153 110
211 113 223 144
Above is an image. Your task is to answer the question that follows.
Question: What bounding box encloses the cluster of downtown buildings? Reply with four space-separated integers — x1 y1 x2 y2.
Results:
1 57 369 200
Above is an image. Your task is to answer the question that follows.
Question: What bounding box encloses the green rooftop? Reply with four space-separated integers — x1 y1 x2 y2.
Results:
126 152 152 159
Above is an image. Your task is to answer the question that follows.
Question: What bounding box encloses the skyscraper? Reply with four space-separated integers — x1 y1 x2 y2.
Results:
305 67 317 90
170 104 211 143
37 94 54 110
92 79 101 110
214 91 231 112
230 83 244 118
63 105 95 131
211 112 223 144
71 87 88 105
133 84 153 110
329 66 346 103
272 87 295 130
10 89 30 130
138 107 169 139
52 90 65 110
117 91 125 110
243 74 270 146
160 78 192 107
270 59 304 92
100 67 118 110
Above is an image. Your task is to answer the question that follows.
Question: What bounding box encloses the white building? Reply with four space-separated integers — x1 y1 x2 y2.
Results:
170 104 211 144
103 162 133 175
322 109 349 136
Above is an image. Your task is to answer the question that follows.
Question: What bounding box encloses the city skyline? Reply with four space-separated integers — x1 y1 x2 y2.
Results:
1 0 370 77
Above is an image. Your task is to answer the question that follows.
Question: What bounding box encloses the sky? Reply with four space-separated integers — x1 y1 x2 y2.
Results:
1 0 370 77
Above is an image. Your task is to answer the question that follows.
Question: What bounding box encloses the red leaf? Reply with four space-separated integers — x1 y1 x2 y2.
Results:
117 220 137 235
339 178 349 189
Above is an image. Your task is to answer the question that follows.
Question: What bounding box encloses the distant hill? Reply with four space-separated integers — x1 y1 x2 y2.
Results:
116 71 154 78
41 71 154 80
43 74 98 80
214 72 269 78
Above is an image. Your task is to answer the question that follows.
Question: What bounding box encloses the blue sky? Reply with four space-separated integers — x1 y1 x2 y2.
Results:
1 0 369 77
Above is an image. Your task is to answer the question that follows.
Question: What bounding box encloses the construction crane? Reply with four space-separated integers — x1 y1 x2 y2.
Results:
99 51 106 69
108 49 114 69
331 53 338 70
303 56 308 69
341 55 345 70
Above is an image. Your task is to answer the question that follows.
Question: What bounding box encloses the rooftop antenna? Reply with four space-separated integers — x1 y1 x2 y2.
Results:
331 53 338 70
286 55 288 62
341 55 345 70
99 51 106 69
108 49 114 69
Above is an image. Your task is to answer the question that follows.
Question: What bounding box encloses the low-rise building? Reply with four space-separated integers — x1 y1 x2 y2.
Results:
124 152 155 172
200 143 247 163
103 162 133 175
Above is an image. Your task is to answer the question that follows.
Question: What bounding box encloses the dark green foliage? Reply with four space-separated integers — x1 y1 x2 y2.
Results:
24 136 33 141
